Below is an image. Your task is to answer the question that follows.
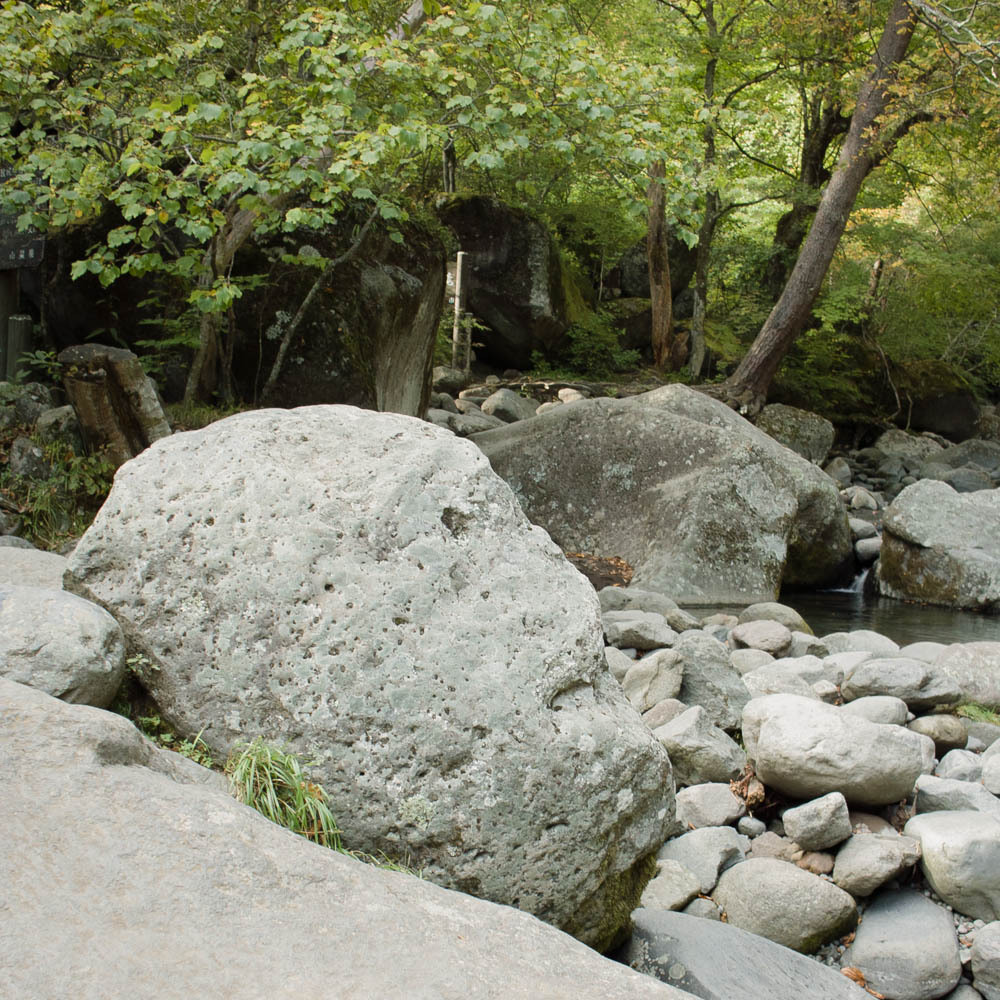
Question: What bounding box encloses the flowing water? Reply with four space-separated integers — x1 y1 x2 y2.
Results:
686 573 1000 648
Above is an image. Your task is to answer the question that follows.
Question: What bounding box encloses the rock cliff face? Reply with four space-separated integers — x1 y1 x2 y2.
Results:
474 385 852 604
437 195 586 368
65 405 675 951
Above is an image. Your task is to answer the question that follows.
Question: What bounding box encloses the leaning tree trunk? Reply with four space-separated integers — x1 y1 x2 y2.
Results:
716 0 916 416
647 160 679 370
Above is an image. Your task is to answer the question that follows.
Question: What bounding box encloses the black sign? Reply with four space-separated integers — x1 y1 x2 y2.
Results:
0 166 45 270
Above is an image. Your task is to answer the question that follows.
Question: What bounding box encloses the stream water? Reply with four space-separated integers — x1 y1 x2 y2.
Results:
686 573 1000 648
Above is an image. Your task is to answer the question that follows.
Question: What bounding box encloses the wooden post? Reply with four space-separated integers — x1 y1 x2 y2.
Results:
451 251 470 373
0 271 16 379
5 314 33 381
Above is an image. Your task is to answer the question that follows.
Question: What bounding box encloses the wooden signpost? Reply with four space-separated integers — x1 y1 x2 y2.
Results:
0 165 44 380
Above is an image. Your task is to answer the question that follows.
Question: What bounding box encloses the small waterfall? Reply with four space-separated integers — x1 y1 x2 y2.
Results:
827 567 869 595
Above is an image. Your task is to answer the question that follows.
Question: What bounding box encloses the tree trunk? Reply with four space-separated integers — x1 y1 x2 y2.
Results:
717 0 916 415
647 160 679 370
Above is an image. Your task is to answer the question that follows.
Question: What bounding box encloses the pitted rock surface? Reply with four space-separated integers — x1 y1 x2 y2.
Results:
64 405 674 949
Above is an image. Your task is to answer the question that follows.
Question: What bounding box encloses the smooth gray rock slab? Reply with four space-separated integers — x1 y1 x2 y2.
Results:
841 695 910 726
0 679 686 1000
605 645 635 683
984 756 1000 796
842 656 962 711
833 832 921 898
0 585 125 708
712 857 857 952
623 908 871 1000
653 705 747 787
934 643 1000 708
972 921 1000 1000
915 775 1000 818
64 405 674 950
743 662 822 701
474 384 851 604
841 889 961 1000
673 631 750 732
675 783 746 830
603 610 679 651
905 811 1000 921
878 481 1000 612
0 546 67 588
743 695 929 806
643 698 688 730
902 641 951 663
427 405 506 436
782 793 853 851
657 827 749 894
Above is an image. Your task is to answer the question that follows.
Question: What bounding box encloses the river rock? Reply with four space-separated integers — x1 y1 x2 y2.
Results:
64 405 674 951
841 889 962 1000
599 587 679 617
934 643 1000 707
643 699 688 730
605 645 635 683
730 647 775 674
0 678 687 1000
0 546 67 588
823 630 901 657
743 694 929 806
756 403 835 465
841 656 962 711
622 649 684 713
0 585 125 708
603 611 678 651
909 715 970 754
742 662 822 701
712 857 857 952
673 631 750 731
841 695 910 726
905 811 1000 921
638 860 702 912
730 619 793 655
972 921 1000 1000
653 705 747 787
833 831 922 898
426 406 506 436
737 601 814 634
622 908 872 1000
480 388 539 423
675 783 746 829
473 384 851 604
936 750 984 783
914 775 1000 818
984 756 1000 796
782 793 853 851
657 827 749 894
878 481 1000 612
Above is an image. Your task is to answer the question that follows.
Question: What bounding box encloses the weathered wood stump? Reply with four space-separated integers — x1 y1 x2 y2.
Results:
58 344 171 467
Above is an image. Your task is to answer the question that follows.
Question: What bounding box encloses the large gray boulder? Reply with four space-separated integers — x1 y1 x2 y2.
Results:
877 480 1000 612
743 694 929 806
64 406 674 951
622 908 871 1000
0 585 125 707
0 546 67 588
755 403 835 465
0 678 687 1000
474 385 851 604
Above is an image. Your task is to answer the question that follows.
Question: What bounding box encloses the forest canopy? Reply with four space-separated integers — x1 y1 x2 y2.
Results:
0 0 998 415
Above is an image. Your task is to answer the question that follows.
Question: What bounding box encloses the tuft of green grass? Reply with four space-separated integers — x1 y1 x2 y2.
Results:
956 703 1000 727
136 713 215 769
226 737 342 850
